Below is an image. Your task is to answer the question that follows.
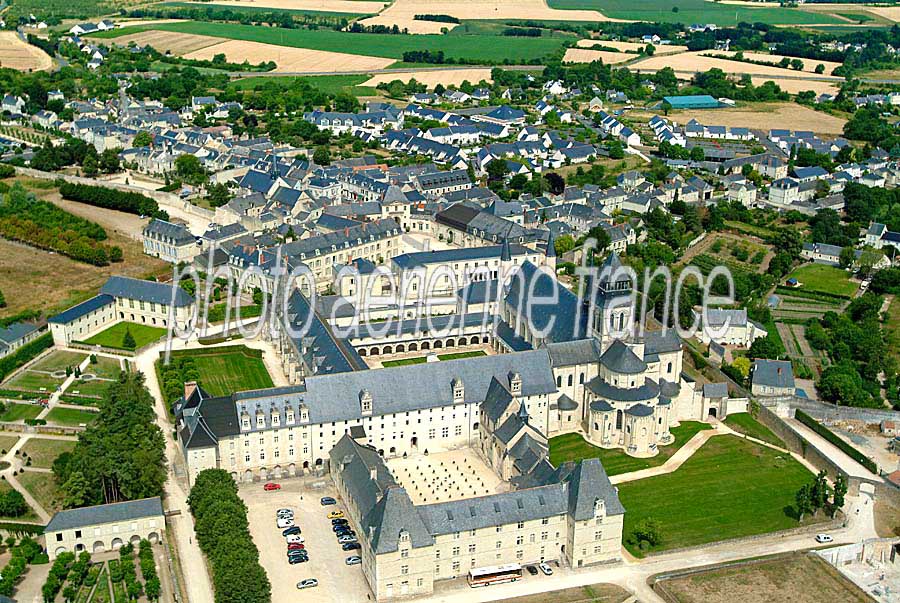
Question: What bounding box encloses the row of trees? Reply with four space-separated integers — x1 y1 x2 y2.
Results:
188 469 271 603
0 183 122 266
59 182 168 221
138 540 162 601
795 471 847 521
0 537 44 597
0 332 51 382
52 372 166 507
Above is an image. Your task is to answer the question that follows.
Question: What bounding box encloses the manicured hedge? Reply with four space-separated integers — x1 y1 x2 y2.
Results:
795 409 877 474
59 182 168 220
0 333 52 383
775 285 851 302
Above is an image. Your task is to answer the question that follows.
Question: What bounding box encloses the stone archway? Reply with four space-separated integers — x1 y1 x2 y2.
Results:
370 347 380 356
383 345 393 354
359 348 367 357
93 541 105 554
111 538 124 550
130 535 141 546
396 344 405 353
244 469 254 482
148 532 160 544
434 340 443 349
446 339 455 347
55 547 67 557
409 343 418 352
470 335 479 345
421 341 430 350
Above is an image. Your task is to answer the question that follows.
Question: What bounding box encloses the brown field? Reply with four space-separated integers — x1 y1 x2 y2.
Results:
563 48 634 64
0 32 52 72
359 0 621 33
665 102 847 135
499 584 632 603
363 68 493 88
180 0 388 13
704 51 843 75
632 51 843 81
0 182 168 318
185 39 393 71
749 76 839 95
577 39 689 54
656 553 872 603
113 30 223 55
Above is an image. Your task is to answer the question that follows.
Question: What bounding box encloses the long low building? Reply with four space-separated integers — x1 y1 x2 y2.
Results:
45 497 165 559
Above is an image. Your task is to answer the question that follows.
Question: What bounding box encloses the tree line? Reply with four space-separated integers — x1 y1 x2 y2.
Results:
188 469 271 603
59 182 169 221
0 183 122 266
52 372 166 507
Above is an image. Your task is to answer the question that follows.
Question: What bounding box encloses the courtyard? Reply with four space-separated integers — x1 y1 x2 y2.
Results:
385 449 506 505
83 321 168 351
367 345 492 369
162 345 274 396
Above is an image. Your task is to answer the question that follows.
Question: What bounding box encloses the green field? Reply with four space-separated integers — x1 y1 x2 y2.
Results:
67 378 113 398
549 421 712 475
0 434 19 453
724 412 785 448
21 438 76 468
46 407 98 426
548 0 842 25
787 264 858 298
3 371 65 394
617 435 820 556
92 21 568 62
229 75 377 96
83 322 167 350
159 1 372 18
85 356 125 380
30 351 87 374
21 470 63 514
171 346 274 396
0 403 43 422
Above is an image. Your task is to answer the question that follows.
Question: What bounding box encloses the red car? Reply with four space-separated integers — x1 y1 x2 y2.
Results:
264 483 282 491
287 543 305 551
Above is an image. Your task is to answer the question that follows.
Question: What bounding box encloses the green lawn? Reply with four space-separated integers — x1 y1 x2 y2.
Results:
83 322 167 351
45 407 98 427
17 469 65 514
548 0 842 25
30 351 87 373
787 264 858 298
84 356 124 380
724 412 786 448
382 356 428 368
549 421 713 476
3 371 65 393
20 438 76 468
0 403 43 422
66 378 113 398
91 21 568 62
0 434 19 453
170 346 274 396
381 350 487 367
438 351 487 361
617 435 821 556
228 75 377 97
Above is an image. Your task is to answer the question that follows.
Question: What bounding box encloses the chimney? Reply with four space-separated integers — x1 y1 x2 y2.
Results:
184 381 198 400
370 468 377 480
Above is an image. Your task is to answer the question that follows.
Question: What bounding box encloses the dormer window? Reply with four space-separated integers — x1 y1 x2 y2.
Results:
256 410 265 429
452 378 464 403
360 389 373 415
593 498 606 518
271 411 280 427
399 529 410 542
508 372 522 396
241 412 251 432
286 408 295 424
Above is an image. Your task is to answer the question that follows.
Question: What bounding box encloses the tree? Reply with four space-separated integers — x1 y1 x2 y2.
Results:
99 149 120 174
732 356 751 379
810 470 830 513
554 234 575 256
485 158 509 182
815 63 825 74
313 147 331 165
839 246 855 269
831 473 847 517
175 154 206 185
690 146 705 161
607 140 625 159
790 58 804 71
795 483 813 520
122 329 136 350
629 517 663 550
82 154 98 177
132 131 153 148
543 172 565 195
205 183 231 208
749 335 780 360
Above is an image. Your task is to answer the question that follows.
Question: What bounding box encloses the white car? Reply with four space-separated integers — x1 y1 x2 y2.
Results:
277 511 294 519
815 534 834 544
286 535 305 544
297 579 318 589
276 518 294 529
538 562 553 576
277 508 293 515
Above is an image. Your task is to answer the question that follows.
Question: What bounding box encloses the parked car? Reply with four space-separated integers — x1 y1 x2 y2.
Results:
333 525 352 533
277 508 292 515
276 518 294 529
297 579 318 589
345 556 362 566
327 511 345 519
538 563 553 576
331 518 348 525
288 556 307 565
320 497 337 505
282 526 301 537
288 549 308 557
286 535 305 544
338 535 357 544
342 542 361 551
815 534 834 544
264 483 281 491
526 565 538 576
287 543 305 551
277 510 294 518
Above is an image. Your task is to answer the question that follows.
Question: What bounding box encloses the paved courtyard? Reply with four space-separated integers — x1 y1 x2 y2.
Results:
386 449 506 505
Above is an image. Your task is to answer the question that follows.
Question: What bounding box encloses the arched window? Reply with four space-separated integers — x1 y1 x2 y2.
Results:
567 375 573 387
579 373 585 384
667 362 673 373
556 376 562 387
615 410 623 430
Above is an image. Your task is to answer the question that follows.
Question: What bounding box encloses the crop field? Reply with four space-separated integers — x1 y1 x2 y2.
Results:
548 0 843 25
616 435 821 556
363 68 493 88
95 21 569 62
112 30 224 55
185 39 394 71
0 32 53 72
706 51 843 75
577 39 688 54
664 102 848 136
4 0 140 20
631 51 843 82
170 0 387 14
563 48 634 64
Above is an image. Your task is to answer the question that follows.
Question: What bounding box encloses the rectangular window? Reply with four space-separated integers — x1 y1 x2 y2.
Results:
467 544 475 554
401 566 409 576
452 547 460 557
401 549 409 558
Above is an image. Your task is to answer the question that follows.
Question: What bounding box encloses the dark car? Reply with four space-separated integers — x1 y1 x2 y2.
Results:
342 542 361 551
320 497 337 506
282 526 301 536
331 518 349 525
526 565 538 576
288 550 308 559
336 531 356 539
334 526 354 534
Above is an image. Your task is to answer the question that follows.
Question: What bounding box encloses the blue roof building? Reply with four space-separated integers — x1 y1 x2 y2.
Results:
662 95 721 109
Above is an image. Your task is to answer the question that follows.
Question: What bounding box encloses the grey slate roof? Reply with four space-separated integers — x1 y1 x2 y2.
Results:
600 340 647 374
49 294 116 324
46 497 163 533
546 339 602 367
752 359 795 389
587 376 660 402
703 382 728 398
101 276 194 307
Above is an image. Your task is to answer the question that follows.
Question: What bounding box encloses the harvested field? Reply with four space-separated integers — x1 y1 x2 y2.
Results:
116 19 187 27
186 39 393 71
749 76 839 95
563 48 634 64
0 32 52 72
632 51 843 81
703 50 843 75
363 68 493 88
853 6 900 22
113 30 223 55
656 553 872 603
577 39 688 54
179 0 387 13
667 102 847 135
359 0 620 33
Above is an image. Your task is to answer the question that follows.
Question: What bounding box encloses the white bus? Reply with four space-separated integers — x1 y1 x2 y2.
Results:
467 563 523 587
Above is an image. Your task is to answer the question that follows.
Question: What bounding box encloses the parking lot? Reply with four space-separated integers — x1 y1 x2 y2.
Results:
239 478 374 603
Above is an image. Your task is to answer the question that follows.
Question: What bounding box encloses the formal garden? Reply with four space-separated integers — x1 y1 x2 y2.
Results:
82 323 168 351
156 345 274 404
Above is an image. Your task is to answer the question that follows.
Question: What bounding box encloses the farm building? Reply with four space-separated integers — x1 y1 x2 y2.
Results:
663 95 721 110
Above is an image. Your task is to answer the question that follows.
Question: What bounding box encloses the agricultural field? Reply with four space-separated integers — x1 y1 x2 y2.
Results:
577 39 688 54
5 0 138 20
655 553 872 603
563 48 634 64
93 21 570 63
0 32 53 72
185 39 395 71
705 50 843 75
112 30 224 55
363 68 493 89
662 102 848 136
687 232 771 275
785 263 859 298
229 74 376 95
169 345 274 396
630 51 843 84
82 322 168 350
549 422 712 475
616 435 821 556
171 0 387 14
548 0 843 25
